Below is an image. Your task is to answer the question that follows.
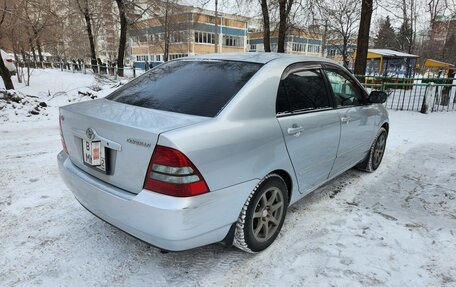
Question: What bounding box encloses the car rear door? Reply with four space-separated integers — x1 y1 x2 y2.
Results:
276 63 341 194
322 66 377 177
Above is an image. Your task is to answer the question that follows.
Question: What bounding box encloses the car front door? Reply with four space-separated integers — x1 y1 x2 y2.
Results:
323 67 377 177
276 64 341 194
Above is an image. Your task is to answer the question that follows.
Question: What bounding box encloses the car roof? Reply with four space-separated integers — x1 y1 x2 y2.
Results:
185 52 340 65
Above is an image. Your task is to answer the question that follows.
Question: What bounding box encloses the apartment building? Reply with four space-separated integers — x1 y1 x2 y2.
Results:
247 28 322 56
130 6 248 67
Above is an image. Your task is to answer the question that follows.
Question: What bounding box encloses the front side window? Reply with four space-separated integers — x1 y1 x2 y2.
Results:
108 60 262 117
324 69 364 107
276 69 331 114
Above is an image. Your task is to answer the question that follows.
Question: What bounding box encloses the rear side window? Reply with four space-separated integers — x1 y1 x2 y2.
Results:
107 60 262 117
276 69 331 114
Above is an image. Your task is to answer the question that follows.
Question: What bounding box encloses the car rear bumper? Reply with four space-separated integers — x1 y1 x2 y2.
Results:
57 151 256 251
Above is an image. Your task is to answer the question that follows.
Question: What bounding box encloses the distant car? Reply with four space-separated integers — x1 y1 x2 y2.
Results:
58 53 389 253
1 49 16 76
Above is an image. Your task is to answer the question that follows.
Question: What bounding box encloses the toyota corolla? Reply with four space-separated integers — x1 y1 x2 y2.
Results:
58 53 388 253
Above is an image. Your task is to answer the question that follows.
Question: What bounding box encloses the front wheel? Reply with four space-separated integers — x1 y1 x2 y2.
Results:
358 127 387 172
233 174 288 253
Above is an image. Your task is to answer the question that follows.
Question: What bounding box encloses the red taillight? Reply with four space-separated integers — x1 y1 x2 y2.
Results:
59 114 68 154
5 58 13 63
144 145 209 197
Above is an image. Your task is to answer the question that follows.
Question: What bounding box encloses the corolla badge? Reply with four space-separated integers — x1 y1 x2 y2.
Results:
127 138 152 148
86 128 96 140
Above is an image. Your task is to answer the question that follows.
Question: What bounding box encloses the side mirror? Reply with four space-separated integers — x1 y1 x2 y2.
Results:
368 90 387 104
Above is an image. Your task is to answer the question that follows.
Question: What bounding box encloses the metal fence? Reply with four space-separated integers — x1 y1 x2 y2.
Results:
355 75 456 112
16 61 147 80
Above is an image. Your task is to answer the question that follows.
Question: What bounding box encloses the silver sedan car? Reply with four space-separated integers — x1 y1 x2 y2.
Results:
58 53 389 253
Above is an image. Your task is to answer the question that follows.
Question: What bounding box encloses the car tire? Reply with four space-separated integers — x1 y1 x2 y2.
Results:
357 127 387 172
233 173 288 253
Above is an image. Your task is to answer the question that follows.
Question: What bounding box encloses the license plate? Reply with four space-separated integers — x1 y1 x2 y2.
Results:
83 139 107 172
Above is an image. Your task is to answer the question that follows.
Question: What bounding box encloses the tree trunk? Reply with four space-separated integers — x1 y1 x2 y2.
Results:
20 47 31 86
342 37 349 69
354 0 373 76
77 0 98 72
260 0 271 52
277 0 287 53
408 0 415 54
214 0 218 52
29 38 37 63
164 0 169 61
36 37 44 63
277 0 293 53
0 52 14 90
20 48 27 65
83 12 97 73
115 0 128 77
321 20 328 57
12 45 22 84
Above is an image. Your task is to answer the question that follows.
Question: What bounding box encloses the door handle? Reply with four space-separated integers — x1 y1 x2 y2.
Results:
341 116 351 124
287 125 305 135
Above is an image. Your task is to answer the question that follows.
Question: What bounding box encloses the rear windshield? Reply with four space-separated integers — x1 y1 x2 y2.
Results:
107 60 263 117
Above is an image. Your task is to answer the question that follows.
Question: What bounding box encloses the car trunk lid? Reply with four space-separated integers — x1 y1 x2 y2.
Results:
59 99 209 194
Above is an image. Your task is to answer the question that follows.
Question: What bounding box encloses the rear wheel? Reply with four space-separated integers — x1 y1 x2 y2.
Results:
357 127 387 172
233 174 288 253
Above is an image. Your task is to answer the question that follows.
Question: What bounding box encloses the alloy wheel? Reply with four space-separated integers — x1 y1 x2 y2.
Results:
373 132 386 168
251 187 284 242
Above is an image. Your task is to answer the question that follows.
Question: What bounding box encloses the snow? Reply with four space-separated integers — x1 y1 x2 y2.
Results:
368 49 419 58
1 69 456 286
0 69 127 122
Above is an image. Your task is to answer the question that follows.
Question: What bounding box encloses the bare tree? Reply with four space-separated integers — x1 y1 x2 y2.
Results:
427 0 445 23
318 0 361 67
354 0 373 75
76 0 98 72
238 0 272 52
131 0 185 63
22 0 59 63
421 0 455 65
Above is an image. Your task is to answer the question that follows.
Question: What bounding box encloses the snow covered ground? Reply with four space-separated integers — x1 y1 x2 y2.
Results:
0 69 126 122
1 69 456 287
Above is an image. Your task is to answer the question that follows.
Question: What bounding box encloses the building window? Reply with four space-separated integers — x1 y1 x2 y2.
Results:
292 43 306 52
307 44 321 53
329 49 339 56
136 55 149 62
169 54 189 60
139 35 147 43
194 31 215 44
271 44 278 52
156 55 161 62
224 35 242 47
250 44 256 51
170 31 186 43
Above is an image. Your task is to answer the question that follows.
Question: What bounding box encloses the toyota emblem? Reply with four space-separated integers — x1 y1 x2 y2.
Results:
86 128 95 140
